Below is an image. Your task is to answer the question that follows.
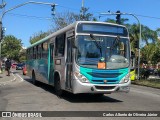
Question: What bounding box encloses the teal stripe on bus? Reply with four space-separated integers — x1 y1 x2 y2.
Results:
80 67 129 84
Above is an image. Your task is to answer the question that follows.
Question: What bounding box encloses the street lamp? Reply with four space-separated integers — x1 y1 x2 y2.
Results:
100 11 141 80
0 1 57 59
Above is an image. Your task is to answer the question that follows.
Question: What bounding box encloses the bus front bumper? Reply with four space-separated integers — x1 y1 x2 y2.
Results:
72 79 131 94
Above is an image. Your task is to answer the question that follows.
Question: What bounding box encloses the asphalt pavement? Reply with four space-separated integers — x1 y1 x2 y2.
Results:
0 70 16 85
0 70 160 120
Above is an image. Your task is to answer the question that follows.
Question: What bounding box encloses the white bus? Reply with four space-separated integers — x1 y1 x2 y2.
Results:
26 21 131 96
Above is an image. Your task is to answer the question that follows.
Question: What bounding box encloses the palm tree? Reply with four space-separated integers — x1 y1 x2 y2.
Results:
141 44 156 64
105 18 158 67
105 18 158 45
156 28 160 40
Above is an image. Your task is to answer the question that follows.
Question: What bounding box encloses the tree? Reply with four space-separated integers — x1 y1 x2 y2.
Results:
19 48 26 62
141 44 156 64
53 7 97 30
105 18 129 24
29 31 49 44
105 18 157 45
1 35 22 61
77 7 96 21
141 42 160 65
53 11 77 31
152 41 160 64
156 28 160 40
105 18 159 67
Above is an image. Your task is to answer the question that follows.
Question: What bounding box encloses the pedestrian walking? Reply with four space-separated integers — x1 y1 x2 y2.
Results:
5 58 11 76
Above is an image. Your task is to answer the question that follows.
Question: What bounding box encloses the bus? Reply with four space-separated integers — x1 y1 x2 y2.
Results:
26 21 131 96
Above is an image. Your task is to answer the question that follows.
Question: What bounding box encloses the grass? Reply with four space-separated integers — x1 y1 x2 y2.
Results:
132 79 160 89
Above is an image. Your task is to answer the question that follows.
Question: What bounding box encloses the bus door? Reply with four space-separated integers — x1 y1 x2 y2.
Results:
65 36 74 90
49 43 54 84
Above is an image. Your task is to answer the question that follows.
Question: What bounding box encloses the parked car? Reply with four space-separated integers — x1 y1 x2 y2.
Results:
147 68 160 79
22 65 27 75
11 63 17 69
16 64 24 70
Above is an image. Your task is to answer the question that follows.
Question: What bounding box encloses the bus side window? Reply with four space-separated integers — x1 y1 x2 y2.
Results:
36 46 38 59
32 47 34 59
55 34 65 57
38 45 42 59
42 42 48 58
34 46 36 59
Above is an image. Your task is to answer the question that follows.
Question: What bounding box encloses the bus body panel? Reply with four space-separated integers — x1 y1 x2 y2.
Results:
72 65 130 94
72 78 130 94
26 59 49 84
80 67 129 84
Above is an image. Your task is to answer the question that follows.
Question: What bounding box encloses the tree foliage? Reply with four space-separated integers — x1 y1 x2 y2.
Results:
29 7 96 44
105 18 159 64
76 7 96 21
53 7 96 31
1 35 22 61
19 48 26 62
53 11 77 31
141 42 160 64
29 31 49 44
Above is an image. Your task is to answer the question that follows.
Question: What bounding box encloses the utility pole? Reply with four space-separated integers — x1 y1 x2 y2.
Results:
81 0 84 20
0 1 57 61
100 11 141 80
0 0 6 73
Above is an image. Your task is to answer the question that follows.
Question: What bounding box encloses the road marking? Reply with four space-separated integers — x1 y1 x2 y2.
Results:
16 74 24 82
0 73 16 86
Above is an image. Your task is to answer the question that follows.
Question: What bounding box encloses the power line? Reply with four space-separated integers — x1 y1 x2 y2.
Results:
58 5 80 12
6 12 52 21
135 14 160 20
58 5 160 20
3 3 160 21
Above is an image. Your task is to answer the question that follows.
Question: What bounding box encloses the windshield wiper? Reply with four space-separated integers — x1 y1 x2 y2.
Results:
89 34 102 57
109 36 121 61
111 36 120 50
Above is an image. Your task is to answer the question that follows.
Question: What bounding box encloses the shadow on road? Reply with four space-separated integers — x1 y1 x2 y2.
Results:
23 78 123 103
12 71 20 74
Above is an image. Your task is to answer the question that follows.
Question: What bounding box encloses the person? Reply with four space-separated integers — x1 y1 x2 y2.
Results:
5 58 11 76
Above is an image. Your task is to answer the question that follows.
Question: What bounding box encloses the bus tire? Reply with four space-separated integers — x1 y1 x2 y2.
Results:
32 71 37 85
54 74 63 96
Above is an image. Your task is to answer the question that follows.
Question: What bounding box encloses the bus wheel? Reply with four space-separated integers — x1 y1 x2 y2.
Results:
32 72 37 85
54 75 63 96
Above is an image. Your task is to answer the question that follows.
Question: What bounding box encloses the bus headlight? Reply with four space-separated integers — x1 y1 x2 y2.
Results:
74 72 89 83
120 74 130 83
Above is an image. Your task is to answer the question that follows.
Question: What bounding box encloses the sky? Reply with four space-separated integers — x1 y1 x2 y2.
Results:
1 0 160 47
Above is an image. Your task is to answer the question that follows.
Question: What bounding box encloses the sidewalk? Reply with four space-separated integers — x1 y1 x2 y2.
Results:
0 71 15 84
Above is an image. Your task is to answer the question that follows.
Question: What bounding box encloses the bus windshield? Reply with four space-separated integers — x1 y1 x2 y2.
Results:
75 35 130 69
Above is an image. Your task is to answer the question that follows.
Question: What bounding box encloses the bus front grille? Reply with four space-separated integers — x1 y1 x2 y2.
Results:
88 72 121 78
95 86 115 90
92 80 118 84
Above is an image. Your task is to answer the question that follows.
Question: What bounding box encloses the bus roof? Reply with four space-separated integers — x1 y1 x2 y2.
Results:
27 21 127 49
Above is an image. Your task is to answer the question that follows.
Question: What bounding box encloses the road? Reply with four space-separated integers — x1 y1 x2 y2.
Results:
0 70 160 120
